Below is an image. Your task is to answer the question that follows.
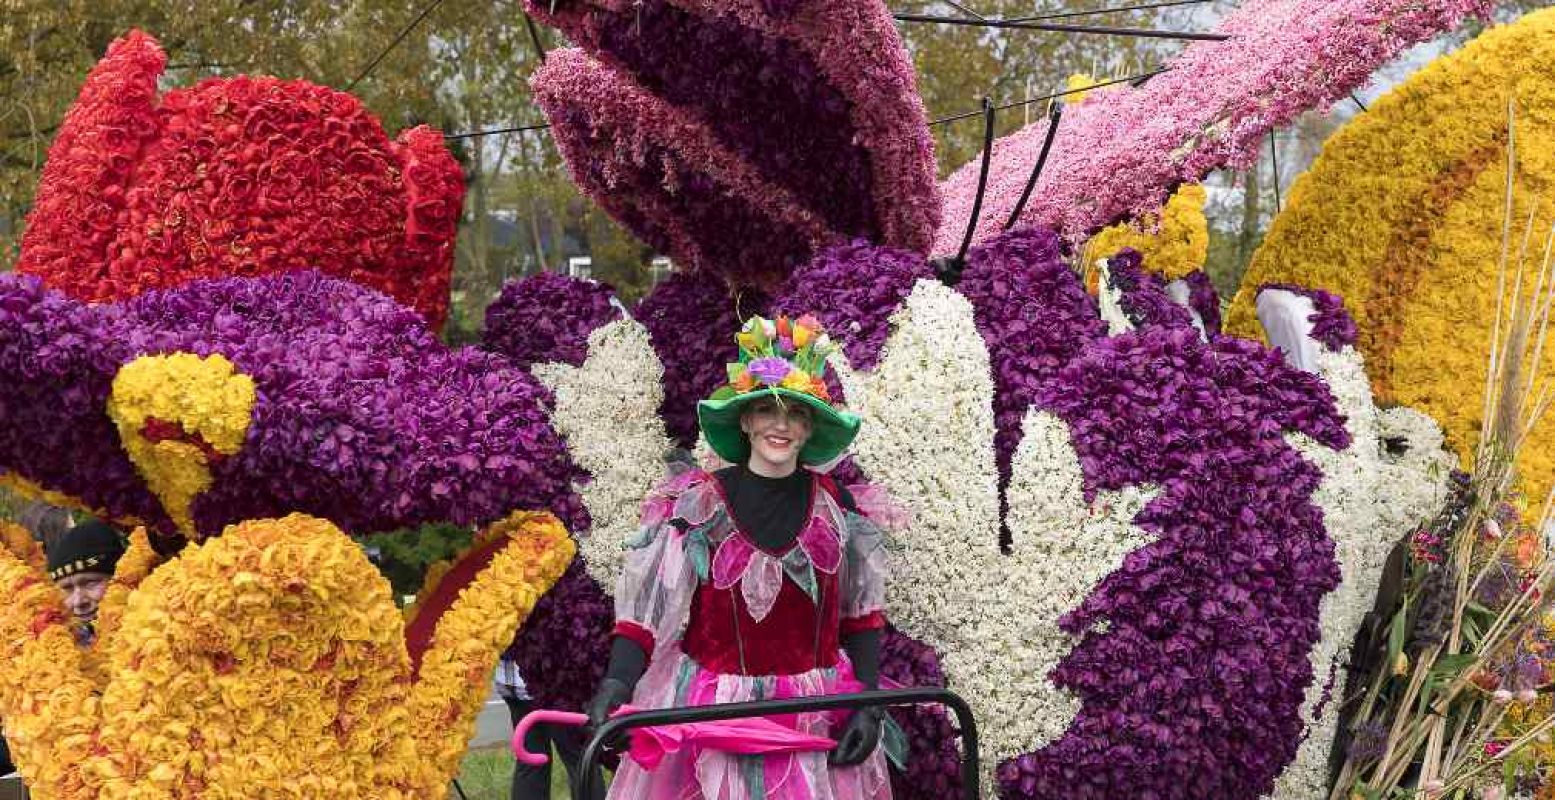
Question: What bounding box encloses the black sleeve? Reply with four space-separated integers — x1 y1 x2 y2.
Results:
828 478 860 514
840 627 882 690
604 635 648 689
0 727 14 775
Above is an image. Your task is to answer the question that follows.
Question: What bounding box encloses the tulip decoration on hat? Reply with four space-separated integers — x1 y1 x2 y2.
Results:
697 314 861 467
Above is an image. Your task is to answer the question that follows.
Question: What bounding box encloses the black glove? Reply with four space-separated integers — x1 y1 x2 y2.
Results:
830 706 883 766
586 676 634 728
585 676 634 749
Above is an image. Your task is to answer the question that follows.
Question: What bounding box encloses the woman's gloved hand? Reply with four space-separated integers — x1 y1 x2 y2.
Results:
829 706 883 766
585 676 635 747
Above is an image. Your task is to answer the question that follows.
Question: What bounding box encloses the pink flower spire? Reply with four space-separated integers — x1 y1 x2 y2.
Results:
933 0 1490 255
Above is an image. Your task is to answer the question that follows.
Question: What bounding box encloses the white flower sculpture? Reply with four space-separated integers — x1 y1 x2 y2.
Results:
549 280 1452 797
532 319 673 588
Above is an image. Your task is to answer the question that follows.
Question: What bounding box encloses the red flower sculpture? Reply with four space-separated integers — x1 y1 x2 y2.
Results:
16 30 464 329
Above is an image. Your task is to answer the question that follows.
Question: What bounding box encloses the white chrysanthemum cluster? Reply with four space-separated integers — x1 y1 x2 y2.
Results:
829 279 1000 643
832 281 1164 779
996 408 1160 754
533 319 672 587
1266 345 1452 800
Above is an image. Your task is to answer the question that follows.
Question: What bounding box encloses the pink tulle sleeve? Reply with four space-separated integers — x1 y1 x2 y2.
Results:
614 472 711 661
839 485 896 626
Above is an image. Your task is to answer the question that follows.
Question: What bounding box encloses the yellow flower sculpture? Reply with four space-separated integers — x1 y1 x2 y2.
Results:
1226 9 1555 499
0 510 574 799
106 353 256 538
1083 183 1210 282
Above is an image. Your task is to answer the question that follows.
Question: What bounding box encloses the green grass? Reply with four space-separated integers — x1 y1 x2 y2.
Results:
454 745 606 800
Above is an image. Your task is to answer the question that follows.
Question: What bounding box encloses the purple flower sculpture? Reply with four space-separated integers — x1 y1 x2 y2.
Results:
772 239 930 372
1184 271 1223 336
506 559 615 713
0 270 588 540
526 0 939 287
994 326 1351 799
955 227 1108 545
1106 248 1198 331
483 272 623 369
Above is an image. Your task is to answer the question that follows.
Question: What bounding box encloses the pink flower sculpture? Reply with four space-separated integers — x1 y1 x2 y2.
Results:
933 0 1489 254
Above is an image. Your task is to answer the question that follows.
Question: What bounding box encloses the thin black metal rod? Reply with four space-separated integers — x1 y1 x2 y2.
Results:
444 122 551 140
165 61 245 71
929 66 1166 126
1350 92 1368 113
450 778 469 800
954 97 997 265
1005 100 1063 230
1010 0 1213 22
523 12 548 63
894 12 1230 41
1269 131 1282 213
942 0 989 19
574 687 982 800
345 0 446 91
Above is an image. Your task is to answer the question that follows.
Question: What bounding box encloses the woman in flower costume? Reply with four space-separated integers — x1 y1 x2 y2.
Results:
586 314 897 800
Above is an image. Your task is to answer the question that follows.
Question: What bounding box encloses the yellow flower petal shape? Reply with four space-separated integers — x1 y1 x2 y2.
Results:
0 511 573 799
107 353 256 539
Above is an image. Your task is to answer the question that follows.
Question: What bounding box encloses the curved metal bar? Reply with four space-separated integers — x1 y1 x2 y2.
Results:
1004 100 1064 231
952 98 998 270
573 686 981 800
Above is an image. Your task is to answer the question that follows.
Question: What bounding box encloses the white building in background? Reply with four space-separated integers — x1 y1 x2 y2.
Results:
650 256 674 286
566 256 593 281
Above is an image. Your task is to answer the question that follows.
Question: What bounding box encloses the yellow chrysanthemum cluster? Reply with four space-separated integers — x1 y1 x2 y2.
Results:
0 532 100 797
0 520 44 571
106 353 256 538
1083 183 1210 281
0 510 574 799
1225 9 1555 500
406 511 574 780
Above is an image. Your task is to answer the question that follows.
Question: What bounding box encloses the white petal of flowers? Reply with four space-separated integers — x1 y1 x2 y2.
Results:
836 280 1160 785
831 279 1000 653
535 319 672 588
1266 345 1451 800
1095 259 1135 336
992 407 1159 758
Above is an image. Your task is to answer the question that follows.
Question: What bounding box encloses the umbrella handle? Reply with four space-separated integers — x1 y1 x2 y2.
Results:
512 710 588 765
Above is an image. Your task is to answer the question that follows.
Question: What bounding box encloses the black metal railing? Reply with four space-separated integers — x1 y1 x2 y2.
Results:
574 686 980 800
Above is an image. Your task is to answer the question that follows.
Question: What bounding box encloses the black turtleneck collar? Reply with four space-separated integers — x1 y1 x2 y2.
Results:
714 463 813 552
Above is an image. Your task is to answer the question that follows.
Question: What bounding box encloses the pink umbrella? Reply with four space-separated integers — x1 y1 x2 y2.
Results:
512 706 838 771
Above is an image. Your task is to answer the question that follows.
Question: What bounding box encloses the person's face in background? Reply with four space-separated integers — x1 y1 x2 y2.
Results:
56 571 111 624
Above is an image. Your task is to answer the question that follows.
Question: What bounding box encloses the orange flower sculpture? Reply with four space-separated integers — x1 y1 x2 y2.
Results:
0 511 573 799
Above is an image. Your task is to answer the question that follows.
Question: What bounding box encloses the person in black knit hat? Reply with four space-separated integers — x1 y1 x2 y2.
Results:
2 519 124 779
46 518 126 646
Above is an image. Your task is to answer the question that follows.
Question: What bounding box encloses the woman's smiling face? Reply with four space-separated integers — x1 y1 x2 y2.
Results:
740 396 813 475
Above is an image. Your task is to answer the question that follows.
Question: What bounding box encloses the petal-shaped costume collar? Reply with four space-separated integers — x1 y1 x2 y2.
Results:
669 469 848 624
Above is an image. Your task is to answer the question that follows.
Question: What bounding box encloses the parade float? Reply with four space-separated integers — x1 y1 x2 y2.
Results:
2 0 1552 798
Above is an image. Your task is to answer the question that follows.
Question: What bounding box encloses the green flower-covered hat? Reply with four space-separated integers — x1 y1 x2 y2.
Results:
696 314 860 466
